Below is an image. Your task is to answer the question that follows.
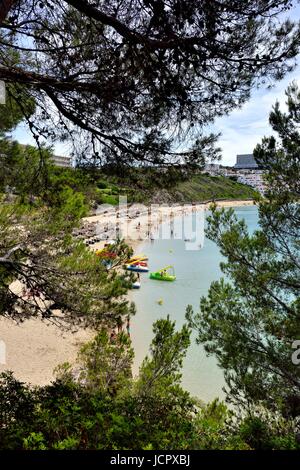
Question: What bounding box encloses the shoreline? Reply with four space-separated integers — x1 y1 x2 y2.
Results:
0 199 254 386
83 199 255 252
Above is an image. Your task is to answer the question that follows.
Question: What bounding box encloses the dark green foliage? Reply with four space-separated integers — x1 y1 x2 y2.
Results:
0 84 35 137
0 192 135 326
79 168 256 205
0 140 54 202
0 319 199 450
0 87 135 328
237 413 299 450
0 318 298 450
169 175 256 203
187 84 300 419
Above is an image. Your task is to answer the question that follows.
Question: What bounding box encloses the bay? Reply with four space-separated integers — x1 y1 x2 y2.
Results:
130 205 259 402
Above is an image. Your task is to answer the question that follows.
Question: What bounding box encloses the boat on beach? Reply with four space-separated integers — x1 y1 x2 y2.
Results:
131 261 147 267
131 281 141 289
126 264 149 272
126 257 149 272
127 255 148 263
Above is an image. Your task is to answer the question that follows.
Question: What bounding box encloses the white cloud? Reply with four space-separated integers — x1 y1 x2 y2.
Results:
214 65 300 166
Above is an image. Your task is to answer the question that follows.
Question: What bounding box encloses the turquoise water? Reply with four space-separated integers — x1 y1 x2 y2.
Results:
130 205 259 402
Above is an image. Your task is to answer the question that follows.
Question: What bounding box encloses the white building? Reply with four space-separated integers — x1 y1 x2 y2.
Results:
51 154 72 168
237 170 266 194
13 143 73 168
203 163 223 176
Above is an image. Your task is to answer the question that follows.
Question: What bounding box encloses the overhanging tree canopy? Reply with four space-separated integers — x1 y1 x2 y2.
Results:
0 0 300 167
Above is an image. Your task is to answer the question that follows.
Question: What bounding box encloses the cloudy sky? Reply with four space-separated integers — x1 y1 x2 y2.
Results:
210 2 300 166
212 66 300 166
13 3 300 167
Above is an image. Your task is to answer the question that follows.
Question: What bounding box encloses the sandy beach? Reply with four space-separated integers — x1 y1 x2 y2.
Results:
0 199 254 386
0 318 92 385
83 199 255 252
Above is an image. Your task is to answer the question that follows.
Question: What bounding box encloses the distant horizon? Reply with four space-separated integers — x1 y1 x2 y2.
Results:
6 138 262 169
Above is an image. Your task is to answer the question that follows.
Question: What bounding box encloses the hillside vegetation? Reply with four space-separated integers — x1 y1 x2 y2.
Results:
95 173 257 205
151 174 257 204
0 145 256 208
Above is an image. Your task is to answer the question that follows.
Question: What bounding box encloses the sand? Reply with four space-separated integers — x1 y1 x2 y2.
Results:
0 318 92 385
0 199 254 386
84 199 255 252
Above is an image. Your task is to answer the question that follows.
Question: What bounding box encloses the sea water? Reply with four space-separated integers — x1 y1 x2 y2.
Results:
130 205 259 402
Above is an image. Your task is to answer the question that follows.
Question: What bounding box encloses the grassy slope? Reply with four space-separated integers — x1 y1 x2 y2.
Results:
148 174 257 204
89 173 257 206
